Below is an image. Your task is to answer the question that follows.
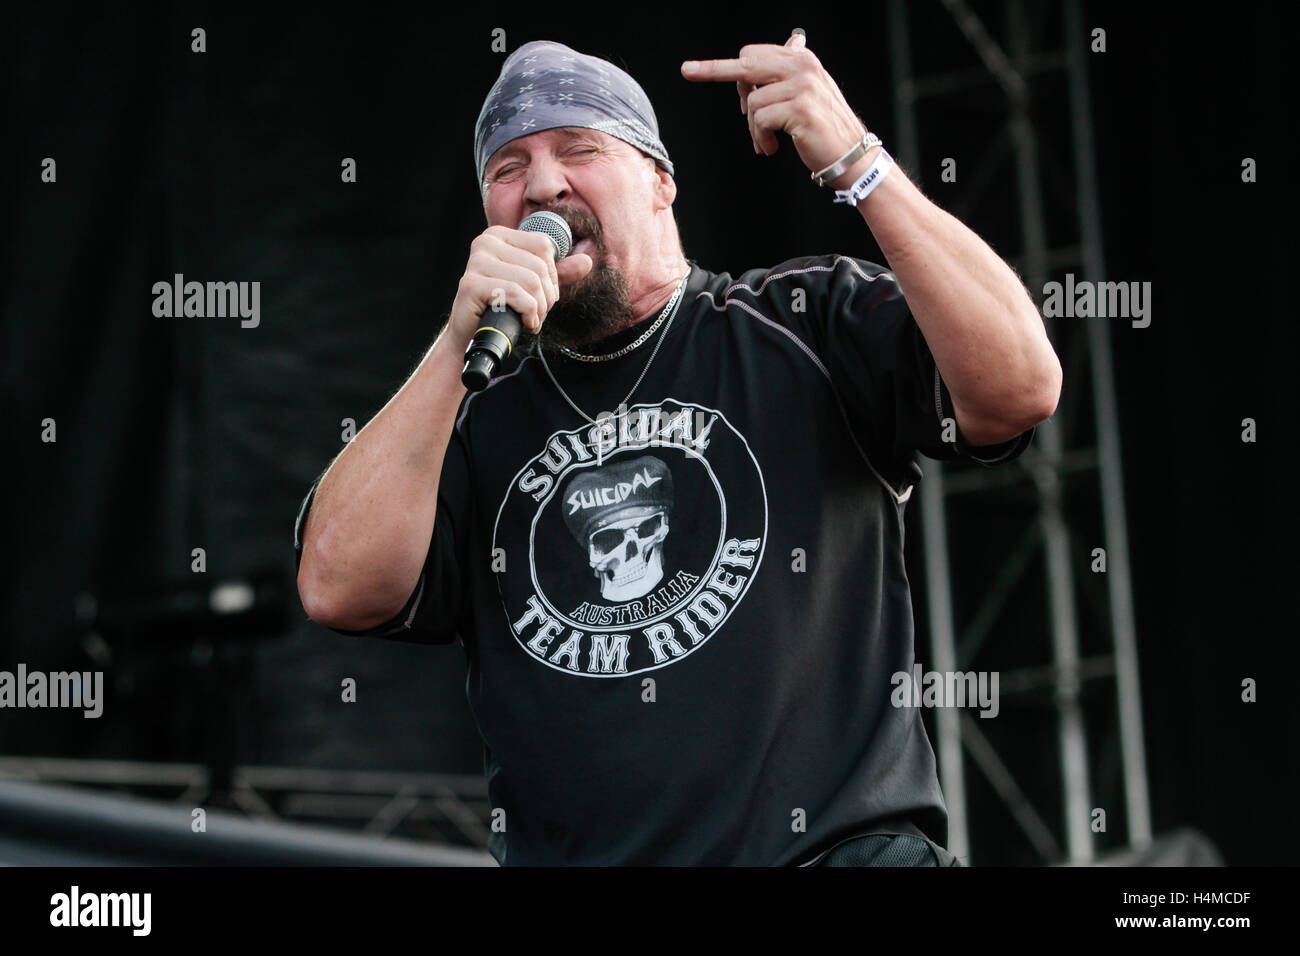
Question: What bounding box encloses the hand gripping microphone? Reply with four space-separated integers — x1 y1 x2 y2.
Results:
461 210 573 391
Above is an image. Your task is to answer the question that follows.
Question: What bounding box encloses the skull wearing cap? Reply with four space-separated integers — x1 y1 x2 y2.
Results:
562 455 674 601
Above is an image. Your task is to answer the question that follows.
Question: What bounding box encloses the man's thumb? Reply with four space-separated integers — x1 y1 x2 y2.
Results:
557 253 594 285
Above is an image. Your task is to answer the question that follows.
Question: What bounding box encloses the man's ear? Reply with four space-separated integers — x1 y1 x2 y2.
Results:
652 164 677 210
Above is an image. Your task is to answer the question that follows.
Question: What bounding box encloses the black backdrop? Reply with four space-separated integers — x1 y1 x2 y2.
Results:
5 2 1296 864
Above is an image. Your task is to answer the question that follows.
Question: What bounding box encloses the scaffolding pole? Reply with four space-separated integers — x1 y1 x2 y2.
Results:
886 0 1148 864
1063 0 1151 848
889 0 972 865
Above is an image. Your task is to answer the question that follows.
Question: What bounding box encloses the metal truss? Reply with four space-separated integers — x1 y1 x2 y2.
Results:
887 0 1150 864
0 755 493 850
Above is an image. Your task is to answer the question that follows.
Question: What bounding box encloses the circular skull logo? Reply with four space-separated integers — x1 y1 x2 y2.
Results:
493 400 766 677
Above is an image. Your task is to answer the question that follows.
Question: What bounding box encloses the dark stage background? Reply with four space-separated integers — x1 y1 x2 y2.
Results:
5 3 1296 864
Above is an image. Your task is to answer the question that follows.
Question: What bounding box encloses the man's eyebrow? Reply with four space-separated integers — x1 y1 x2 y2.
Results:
488 130 597 171
491 144 527 165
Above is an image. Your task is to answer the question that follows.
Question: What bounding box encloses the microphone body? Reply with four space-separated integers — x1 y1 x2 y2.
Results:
462 211 573 391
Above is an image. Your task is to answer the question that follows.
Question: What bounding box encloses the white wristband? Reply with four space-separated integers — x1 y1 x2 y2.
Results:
833 148 894 205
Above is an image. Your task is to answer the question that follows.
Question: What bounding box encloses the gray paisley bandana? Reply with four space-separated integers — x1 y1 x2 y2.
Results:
474 40 673 185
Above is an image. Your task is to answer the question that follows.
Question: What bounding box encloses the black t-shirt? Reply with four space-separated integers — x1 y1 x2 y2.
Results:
293 254 1031 865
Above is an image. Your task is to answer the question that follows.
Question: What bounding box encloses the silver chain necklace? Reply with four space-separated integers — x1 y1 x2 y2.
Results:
538 268 691 426
557 308 668 362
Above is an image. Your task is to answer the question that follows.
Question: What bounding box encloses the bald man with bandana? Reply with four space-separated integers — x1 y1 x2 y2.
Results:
295 35 1061 866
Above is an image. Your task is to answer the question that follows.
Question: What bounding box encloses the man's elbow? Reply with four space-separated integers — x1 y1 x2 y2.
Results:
1024 350 1063 427
1008 299 1063 429
297 555 347 628
998 358 1061 437
297 561 336 626
956 355 1061 446
297 542 405 632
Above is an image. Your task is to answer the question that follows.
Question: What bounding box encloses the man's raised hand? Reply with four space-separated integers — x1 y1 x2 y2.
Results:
680 31 870 185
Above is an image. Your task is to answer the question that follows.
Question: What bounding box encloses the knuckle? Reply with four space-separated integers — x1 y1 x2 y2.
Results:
516 279 540 303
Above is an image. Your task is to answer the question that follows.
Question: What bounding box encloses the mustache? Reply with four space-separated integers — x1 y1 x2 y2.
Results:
545 204 603 253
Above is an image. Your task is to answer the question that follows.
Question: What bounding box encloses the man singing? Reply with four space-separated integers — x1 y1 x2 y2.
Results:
294 34 1061 866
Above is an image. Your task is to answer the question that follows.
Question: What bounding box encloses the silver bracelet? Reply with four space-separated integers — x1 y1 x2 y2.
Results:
811 131 882 187
833 149 894 205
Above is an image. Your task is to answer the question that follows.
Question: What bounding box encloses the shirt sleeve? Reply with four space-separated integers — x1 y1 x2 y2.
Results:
292 412 474 646
794 255 1033 483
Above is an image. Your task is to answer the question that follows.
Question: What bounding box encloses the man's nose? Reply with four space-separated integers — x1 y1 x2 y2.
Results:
523 155 570 208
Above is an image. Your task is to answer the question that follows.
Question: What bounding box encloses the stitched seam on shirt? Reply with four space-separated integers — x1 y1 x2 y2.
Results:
401 571 428 630
457 354 536 430
934 365 944 423
348 572 428 638
293 483 315 551
694 287 911 505
967 438 1022 464
700 256 895 306
936 364 1023 464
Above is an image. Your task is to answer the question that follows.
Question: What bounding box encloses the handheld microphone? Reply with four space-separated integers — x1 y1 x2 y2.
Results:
462 210 573 391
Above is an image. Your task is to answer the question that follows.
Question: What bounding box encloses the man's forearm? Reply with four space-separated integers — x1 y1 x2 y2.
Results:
297 326 468 630
850 151 1061 445
678 39 1059 445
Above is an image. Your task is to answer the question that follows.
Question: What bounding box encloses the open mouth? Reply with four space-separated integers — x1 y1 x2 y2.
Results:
555 208 600 258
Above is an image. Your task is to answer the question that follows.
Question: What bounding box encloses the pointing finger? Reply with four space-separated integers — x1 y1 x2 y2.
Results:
681 54 787 84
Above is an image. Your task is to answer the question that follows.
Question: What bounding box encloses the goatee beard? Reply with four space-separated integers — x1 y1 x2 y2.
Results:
526 205 635 355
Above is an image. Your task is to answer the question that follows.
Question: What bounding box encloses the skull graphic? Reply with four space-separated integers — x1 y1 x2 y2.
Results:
561 454 675 602
588 510 669 601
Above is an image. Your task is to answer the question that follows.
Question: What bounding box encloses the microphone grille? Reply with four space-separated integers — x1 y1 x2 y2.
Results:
518 210 573 260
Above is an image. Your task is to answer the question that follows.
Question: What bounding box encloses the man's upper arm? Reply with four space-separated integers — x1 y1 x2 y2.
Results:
292 419 474 646
779 255 1033 483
